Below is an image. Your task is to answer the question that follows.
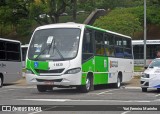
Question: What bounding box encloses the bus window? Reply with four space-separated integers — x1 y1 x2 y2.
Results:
123 38 132 58
115 36 124 58
104 33 115 57
82 29 94 62
95 32 105 55
6 42 21 61
115 47 124 58
0 41 5 60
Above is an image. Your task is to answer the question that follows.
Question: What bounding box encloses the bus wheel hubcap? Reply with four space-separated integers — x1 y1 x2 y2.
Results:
0 78 2 86
117 77 120 87
86 78 90 90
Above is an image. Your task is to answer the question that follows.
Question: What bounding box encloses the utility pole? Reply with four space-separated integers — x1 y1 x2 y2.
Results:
144 0 147 67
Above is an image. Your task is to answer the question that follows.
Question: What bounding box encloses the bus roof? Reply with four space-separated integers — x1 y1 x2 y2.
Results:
34 23 131 39
35 22 85 31
86 25 131 39
132 40 160 45
0 37 21 43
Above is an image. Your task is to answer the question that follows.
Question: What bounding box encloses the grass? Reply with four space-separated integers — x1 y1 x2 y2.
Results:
134 66 144 72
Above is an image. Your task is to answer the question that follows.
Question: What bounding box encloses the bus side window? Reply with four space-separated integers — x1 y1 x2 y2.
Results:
0 41 6 60
104 33 115 57
95 32 105 55
123 38 132 58
115 36 124 58
82 30 94 62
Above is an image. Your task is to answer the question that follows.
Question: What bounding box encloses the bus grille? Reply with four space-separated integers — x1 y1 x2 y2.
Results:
35 69 64 74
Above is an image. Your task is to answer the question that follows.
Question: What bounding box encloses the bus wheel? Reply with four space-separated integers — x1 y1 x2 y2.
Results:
37 85 47 92
114 76 121 88
142 88 147 92
80 76 91 93
0 76 3 88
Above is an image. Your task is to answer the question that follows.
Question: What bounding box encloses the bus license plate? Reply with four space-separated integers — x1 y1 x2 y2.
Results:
44 81 54 85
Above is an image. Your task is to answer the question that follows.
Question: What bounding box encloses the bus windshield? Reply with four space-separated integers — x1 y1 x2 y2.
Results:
28 28 81 61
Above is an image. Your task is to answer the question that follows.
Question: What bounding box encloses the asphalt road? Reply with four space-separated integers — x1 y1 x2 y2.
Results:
0 78 160 114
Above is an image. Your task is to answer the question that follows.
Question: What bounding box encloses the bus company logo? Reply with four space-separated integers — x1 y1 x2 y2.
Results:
110 61 118 68
0 63 6 68
34 62 39 68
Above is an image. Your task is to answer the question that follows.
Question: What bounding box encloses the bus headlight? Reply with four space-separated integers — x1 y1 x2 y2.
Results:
65 68 81 74
26 69 33 74
142 73 149 78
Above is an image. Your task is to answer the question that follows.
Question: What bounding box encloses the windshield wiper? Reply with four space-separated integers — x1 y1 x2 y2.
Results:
34 45 51 61
52 39 64 60
34 38 64 61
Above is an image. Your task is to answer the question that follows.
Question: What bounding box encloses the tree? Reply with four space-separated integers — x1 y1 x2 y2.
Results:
94 7 143 37
30 0 71 24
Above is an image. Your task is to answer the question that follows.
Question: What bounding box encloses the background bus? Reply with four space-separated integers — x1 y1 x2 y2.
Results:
0 38 22 87
26 23 133 92
21 44 29 68
132 40 160 66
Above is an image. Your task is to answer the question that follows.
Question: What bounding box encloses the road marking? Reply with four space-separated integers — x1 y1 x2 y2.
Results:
124 87 141 89
155 94 160 97
96 90 117 95
18 99 70 102
3 86 36 89
154 99 160 102
17 99 151 103
121 111 131 114
0 89 15 93
95 89 118 95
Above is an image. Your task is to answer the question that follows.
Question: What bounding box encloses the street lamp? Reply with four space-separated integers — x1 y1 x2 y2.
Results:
144 0 147 67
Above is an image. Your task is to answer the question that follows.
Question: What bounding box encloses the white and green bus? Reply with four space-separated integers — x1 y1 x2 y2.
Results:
26 23 134 92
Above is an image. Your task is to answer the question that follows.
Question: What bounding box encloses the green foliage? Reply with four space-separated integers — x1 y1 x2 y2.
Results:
1 0 160 43
94 7 143 36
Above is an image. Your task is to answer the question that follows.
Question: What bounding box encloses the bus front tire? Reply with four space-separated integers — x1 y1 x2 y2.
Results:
142 88 147 92
0 76 3 88
79 76 92 93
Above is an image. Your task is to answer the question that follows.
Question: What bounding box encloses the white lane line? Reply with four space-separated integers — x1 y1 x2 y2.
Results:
17 99 151 103
17 99 70 102
124 87 141 89
121 111 131 114
155 94 160 97
3 86 36 89
0 89 15 93
97 90 117 95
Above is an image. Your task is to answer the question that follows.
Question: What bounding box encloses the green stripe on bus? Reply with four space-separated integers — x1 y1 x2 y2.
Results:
82 57 95 85
85 25 108 32
26 59 49 75
82 56 109 85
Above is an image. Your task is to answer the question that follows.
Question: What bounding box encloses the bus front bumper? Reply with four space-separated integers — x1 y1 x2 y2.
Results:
26 73 81 86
